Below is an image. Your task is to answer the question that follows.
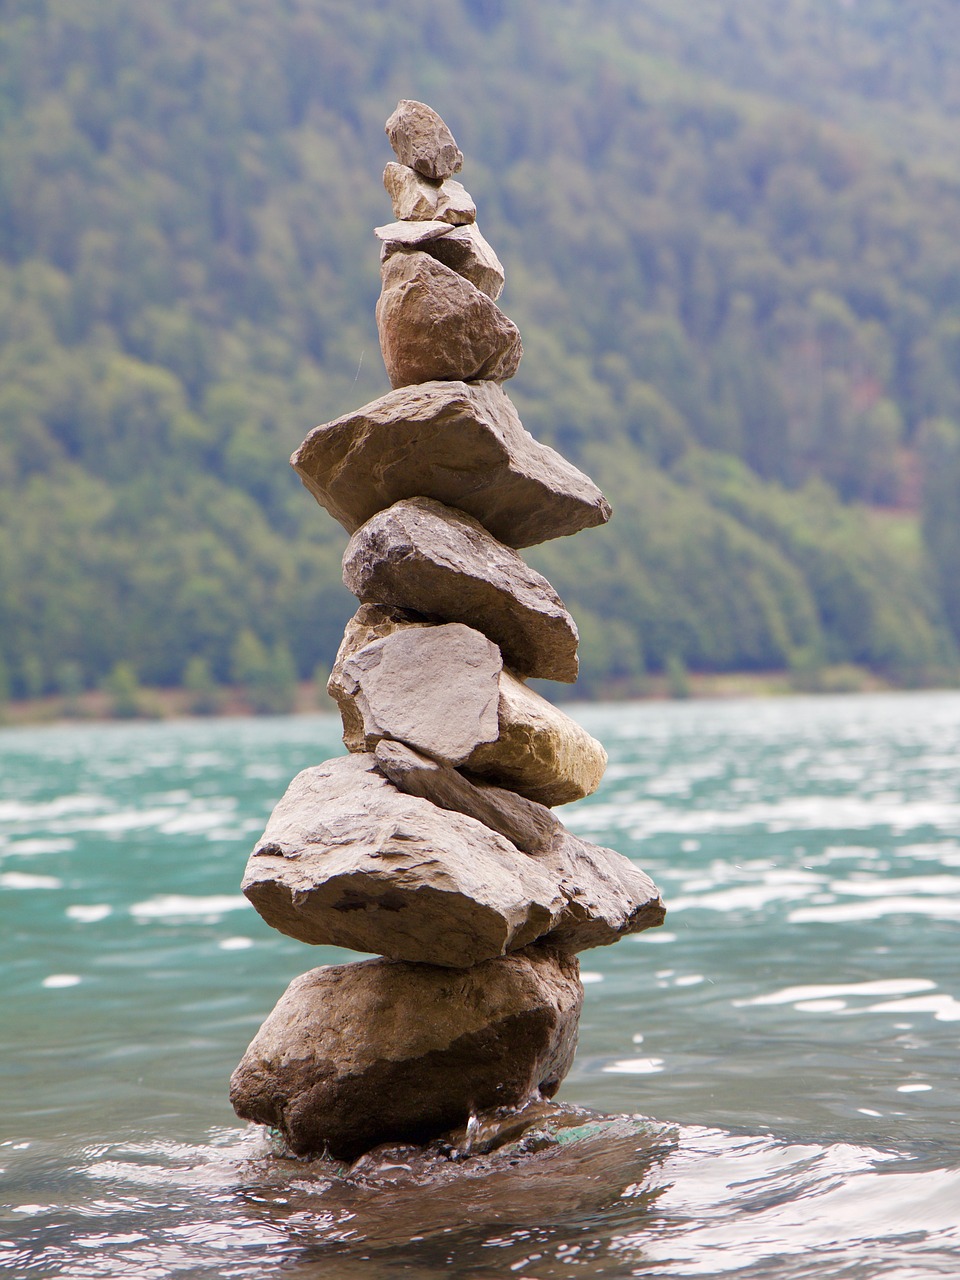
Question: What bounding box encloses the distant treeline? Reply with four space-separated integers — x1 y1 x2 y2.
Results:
1 0 959 705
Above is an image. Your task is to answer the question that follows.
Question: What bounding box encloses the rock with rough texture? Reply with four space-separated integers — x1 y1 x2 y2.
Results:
467 669 608 806
540 830 667 950
376 252 522 387
333 621 502 764
383 162 476 224
229 944 582 1160
330 608 606 803
291 379 612 549
373 739 563 855
379 223 505 300
385 99 463 181
241 753 564 967
343 497 579 683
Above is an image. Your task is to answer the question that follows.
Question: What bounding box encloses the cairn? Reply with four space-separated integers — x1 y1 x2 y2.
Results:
230 101 666 1162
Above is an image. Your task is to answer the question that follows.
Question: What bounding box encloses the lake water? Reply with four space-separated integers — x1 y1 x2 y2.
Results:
2 692 959 1278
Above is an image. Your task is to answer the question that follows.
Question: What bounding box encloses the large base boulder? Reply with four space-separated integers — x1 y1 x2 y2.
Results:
291 379 611 549
241 753 564 967
229 944 583 1160
376 252 522 387
342 497 579 683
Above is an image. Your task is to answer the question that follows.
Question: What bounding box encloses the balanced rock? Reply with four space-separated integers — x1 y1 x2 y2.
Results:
385 99 463 181
376 252 522 387
229 944 582 1160
332 621 502 765
373 739 563 855
377 221 505 300
291 379 612 548
383 162 476 224
241 753 564 967
342 497 579 683
330 609 607 804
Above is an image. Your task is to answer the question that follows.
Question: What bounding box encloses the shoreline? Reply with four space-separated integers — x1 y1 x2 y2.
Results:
3 664 953 729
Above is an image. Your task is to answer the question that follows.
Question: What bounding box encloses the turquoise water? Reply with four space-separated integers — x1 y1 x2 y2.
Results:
2 692 959 1277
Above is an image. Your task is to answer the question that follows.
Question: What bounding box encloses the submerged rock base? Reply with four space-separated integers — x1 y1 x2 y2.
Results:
231 99 665 1157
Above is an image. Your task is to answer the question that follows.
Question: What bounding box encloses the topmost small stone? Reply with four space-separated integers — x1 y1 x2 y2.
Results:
386 100 463 181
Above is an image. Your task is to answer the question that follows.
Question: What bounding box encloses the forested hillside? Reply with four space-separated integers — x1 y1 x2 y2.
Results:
1 0 959 705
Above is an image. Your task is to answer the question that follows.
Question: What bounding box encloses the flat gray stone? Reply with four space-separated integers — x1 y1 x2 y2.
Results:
342 497 579 682
291 380 612 549
383 162 476 224
376 252 522 387
385 99 463 180
379 222 505 300
230 943 582 1160
241 754 564 967
373 739 563 855
333 621 502 765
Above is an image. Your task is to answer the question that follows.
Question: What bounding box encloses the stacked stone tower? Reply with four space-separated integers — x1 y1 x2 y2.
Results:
230 102 665 1162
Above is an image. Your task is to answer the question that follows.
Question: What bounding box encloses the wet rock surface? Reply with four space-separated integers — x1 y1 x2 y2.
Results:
229 944 583 1160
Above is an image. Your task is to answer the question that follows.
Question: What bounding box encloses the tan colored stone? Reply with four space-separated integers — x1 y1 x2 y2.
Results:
229 944 582 1160
376 252 522 387
378 222 505 300
292 379 611 549
383 162 476 224
343 497 579 682
385 99 463 180
241 754 564 967
466 670 608 806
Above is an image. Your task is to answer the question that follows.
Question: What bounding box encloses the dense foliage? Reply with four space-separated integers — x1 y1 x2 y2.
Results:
1 0 958 702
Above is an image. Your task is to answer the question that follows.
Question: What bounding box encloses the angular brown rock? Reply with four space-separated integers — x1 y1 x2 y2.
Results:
378 222 505 300
333 621 502 764
241 753 564 967
342 497 579 683
385 99 464 181
229 944 582 1160
373 739 563 855
466 669 608 806
383 162 476 224
291 379 612 549
376 252 522 387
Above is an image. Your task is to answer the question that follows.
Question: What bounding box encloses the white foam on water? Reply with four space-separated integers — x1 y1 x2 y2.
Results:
66 904 113 923
581 971 604 984
897 1083 933 1093
602 1057 665 1074
130 894 250 920
848 995 960 1022
0 871 63 889
42 974 81 988
3 837 76 857
736 979 936 1007
789 897 960 923
218 936 254 951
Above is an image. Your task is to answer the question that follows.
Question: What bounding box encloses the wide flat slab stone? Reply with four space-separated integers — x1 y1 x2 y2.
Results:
241 754 564 967
291 379 612 549
378 222 505 300
342 497 579 683
383 162 476 224
230 943 582 1160
330 609 606 805
385 99 463 181
376 252 522 387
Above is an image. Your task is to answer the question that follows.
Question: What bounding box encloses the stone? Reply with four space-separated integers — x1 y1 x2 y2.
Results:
373 739 563 855
378 222 505 300
467 669 608 806
383 162 476 224
241 754 564 967
376 252 522 387
333 621 502 764
291 379 612 549
385 99 463 181
229 943 582 1160
342 497 579 683
330 609 607 805
539 830 667 951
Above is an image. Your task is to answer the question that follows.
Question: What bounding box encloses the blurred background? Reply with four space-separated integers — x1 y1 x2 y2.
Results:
2 0 960 718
